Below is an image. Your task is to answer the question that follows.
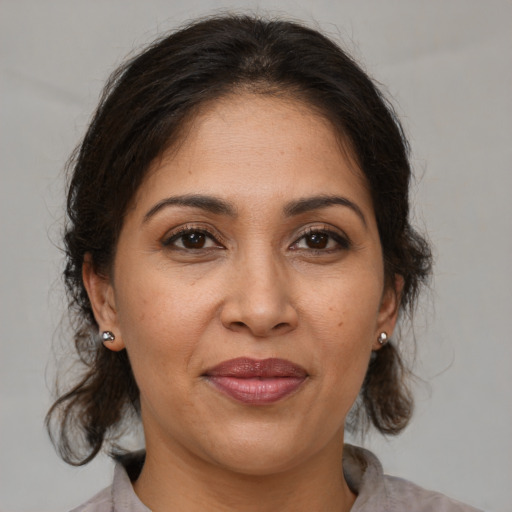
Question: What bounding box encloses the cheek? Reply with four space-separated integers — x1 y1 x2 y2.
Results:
303 274 381 393
113 265 223 379
116 254 211 329
304 272 383 338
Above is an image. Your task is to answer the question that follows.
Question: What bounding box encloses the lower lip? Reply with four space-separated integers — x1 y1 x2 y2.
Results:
206 376 306 404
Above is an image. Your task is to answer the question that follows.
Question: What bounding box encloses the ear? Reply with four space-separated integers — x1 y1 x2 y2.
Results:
373 274 404 351
82 254 125 352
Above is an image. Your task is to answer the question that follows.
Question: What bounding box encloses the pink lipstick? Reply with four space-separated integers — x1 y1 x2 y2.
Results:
203 357 307 404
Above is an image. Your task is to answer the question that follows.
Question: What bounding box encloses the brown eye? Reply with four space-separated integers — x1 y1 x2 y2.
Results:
181 232 206 249
163 229 222 250
305 232 328 249
291 229 351 252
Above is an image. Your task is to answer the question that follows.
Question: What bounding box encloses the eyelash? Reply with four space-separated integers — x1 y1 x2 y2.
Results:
290 227 351 253
161 225 224 250
161 225 351 253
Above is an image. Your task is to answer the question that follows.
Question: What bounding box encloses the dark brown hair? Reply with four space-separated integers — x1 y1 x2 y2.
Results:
47 14 432 465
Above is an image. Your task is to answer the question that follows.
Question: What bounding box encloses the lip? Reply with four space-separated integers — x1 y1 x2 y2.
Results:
203 357 308 404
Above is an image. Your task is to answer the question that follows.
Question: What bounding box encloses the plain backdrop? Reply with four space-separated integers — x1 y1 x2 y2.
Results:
1 1 511 511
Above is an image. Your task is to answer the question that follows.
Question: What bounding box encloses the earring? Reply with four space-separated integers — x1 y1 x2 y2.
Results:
101 331 116 343
377 332 388 345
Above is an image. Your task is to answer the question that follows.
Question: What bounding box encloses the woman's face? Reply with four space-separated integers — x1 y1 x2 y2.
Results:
86 93 400 475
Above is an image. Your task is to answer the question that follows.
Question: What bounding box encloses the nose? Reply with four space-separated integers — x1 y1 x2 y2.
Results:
220 251 299 338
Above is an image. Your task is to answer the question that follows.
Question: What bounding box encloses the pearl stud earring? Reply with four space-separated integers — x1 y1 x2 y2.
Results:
377 332 388 345
101 331 115 343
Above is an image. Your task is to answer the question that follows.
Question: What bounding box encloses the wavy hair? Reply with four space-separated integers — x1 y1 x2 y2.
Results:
47 14 432 465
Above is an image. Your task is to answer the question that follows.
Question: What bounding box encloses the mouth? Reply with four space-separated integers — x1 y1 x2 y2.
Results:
203 357 308 405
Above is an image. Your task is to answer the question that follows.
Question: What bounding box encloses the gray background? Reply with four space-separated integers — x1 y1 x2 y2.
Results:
1 1 511 511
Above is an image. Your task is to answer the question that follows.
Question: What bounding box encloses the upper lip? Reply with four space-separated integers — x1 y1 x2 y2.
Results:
204 357 308 378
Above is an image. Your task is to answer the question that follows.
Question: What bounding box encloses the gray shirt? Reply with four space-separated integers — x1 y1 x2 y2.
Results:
71 444 482 511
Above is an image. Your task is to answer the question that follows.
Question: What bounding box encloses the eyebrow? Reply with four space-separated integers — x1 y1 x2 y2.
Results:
284 195 367 226
143 193 366 226
143 194 237 223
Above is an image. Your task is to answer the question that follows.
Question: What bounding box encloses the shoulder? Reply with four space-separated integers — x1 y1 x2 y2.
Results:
69 486 112 512
344 444 482 512
69 452 149 512
383 474 482 512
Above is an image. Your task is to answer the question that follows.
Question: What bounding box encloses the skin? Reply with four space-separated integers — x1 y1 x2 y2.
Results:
84 93 401 512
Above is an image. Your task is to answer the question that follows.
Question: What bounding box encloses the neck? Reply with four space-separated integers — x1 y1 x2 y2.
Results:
133 435 356 512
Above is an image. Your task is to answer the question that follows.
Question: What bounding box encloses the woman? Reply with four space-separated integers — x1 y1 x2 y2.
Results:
47 14 480 511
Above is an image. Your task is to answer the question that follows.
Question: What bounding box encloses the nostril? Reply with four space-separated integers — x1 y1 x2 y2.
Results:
272 323 289 331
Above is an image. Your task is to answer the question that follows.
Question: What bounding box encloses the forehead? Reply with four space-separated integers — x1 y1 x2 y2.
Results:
134 93 372 215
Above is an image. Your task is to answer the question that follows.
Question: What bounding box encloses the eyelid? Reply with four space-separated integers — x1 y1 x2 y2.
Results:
290 224 351 250
160 222 350 252
161 223 225 249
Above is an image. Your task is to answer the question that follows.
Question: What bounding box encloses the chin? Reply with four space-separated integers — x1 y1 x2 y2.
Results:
213 448 305 477
201 426 326 477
